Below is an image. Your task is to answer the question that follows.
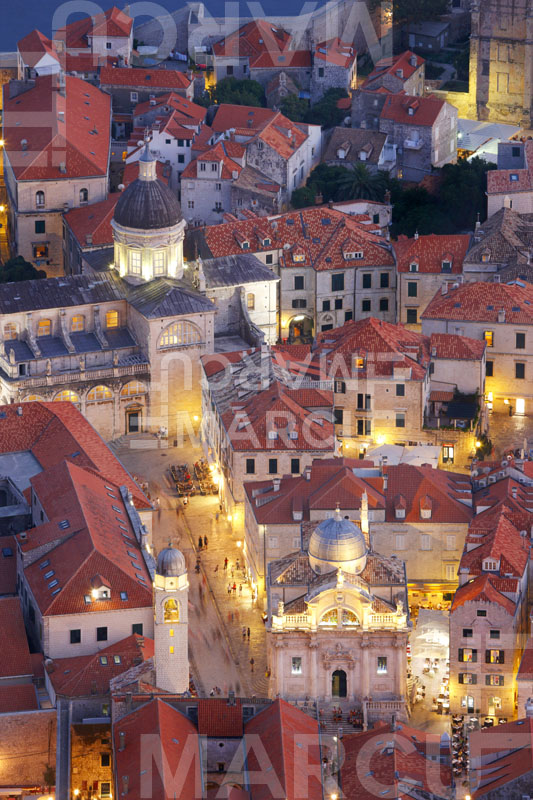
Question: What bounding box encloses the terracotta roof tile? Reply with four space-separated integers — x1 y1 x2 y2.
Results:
394 232 470 273
197 698 243 737
3 75 111 181
0 685 39 713
422 280 533 324
380 93 445 127
213 19 293 68
363 51 424 88
429 333 486 360
314 38 355 68
0 597 33 679
0 535 17 596
99 66 191 89
56 6 132 48
17 29 59 68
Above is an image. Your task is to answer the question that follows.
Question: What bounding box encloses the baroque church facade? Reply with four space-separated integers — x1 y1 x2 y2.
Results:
0 143 273 440
266 505 410 722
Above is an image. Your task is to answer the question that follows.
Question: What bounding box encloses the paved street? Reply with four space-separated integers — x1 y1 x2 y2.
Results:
111 435 270 698
488 411 533 459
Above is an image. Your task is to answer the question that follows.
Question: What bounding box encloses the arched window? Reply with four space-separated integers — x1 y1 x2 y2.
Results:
164 597 180 622
247 293 255 310
120 380 147 397
36 190 45 208
158 321 201 348
54 390 80 404
23 394 45 402
37 319 51 337
79 188 88 204
341 609 359 626
129 250 142 275
153 251 165 275
3 323 17 340
319 609 338 626
71 315 85 332
106 310 119 329
87 385 113 402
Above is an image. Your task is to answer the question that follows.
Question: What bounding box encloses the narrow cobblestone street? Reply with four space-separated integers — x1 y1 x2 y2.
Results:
111 435 270 698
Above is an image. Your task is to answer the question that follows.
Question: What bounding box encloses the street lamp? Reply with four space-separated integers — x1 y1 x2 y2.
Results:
0 140 4 147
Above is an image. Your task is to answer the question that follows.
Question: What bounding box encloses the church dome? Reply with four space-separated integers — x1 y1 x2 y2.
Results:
156 543 187 577
114 143 183 230
308 509 367 575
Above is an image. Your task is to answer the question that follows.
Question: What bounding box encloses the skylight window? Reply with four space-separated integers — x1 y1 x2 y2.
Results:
49 579 59 588
39 560 50 569
84 595 92 604
51 587 61 596
44 570 54 579
113 655 122 664
100 656 108 665
58 519 70 529
112 506 123 514
127 551 137 558
120 592 128 601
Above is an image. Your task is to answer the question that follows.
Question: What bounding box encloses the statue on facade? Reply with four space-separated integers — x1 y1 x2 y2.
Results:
46 359 52 376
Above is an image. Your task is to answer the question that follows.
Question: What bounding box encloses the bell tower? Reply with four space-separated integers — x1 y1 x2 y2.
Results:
153 543 189 693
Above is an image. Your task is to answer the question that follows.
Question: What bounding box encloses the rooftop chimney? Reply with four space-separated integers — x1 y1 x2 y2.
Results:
382 472 388 491
498 309 506 323
16 406 22 416
228 690 236 706
526 698 533 718
122 775 129 795
304 467 311 481
273 478 281 492
118 731 126 751
59 161 67 174
414 230 419 240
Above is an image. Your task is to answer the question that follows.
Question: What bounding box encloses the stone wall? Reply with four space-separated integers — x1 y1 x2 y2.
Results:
0 709 56 789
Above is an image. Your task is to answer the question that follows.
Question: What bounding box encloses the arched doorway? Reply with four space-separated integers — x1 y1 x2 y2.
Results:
126 404 143 434
288 315 313 344
332 669 347 698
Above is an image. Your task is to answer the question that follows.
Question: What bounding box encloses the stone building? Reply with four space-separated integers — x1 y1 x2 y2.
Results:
394 232 472 329
486 140 533 218
200 345 337 530
462 208 533 284
422 280 533 417
362 50 425 96
322 127 397 176
2 74 111 276
54 6 133 65
469 0 533 126
153 545 189 694
469 716 533 799
266 509 409 721
98 66 193 117
309 38 357 104
17 30 60 78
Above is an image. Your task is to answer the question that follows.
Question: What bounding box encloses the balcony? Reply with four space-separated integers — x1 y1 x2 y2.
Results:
404 137 423 150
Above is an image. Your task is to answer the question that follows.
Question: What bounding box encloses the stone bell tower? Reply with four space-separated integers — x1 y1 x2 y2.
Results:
153 543 189 693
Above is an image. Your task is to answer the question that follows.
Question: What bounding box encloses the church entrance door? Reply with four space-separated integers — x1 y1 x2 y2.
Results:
332 669 347 698
127 410 140 433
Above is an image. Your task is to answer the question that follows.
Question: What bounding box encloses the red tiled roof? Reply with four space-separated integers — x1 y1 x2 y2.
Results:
314 38 355 68
256 112 308 159
113 699 200 800
56 6 133 48
0 597 33 679
49 634 154 696
99 66 191 89
459 505 530 580
469 717 533 798
211 104 278 135
429 333 486 360
422 280 533 324
252 50 311 69
0 535 17 596
314 317 430 380
517 638 533 680
23 460 152 616
3 75 111 181
17 29 59 68
337 97 352 110
363 50 424 89
380 93 445 126
0 401 148 508
202 206 392 269
0 684 38 713
213 19 293 68
181 140 243 181
64 194 118 248
394 233 470 273
134 92 206 124
452 574 517 615
487 141 533 195
197 698 243 737
430 390 454 402
245 457 385 525
65 53 117 72
384 463 473 523
341 722 451 800
244 699 322 800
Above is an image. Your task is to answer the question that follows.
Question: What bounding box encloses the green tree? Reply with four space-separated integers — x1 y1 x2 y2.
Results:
0 255 46 283
211 77 265 107
453 47 470 83
291 186 316 208
336 164 389 202
279 94 309 123
305 163 352 202
393 0 449 23
438 157 496 230
305 88 349 128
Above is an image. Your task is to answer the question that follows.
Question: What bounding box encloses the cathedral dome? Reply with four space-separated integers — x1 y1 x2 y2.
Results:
308 509 367 575
156 543 187 577
114 143 183 230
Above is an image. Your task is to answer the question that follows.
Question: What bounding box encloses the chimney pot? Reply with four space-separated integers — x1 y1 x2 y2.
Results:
119 731 126 751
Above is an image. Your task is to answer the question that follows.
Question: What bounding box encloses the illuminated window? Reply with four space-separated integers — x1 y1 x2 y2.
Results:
486 675 504 686
291 657 302 674
87 385 113 402
54 390 80 404
33 244 48 259
341 609 359 626
169 628 174 637
354 356 365 370
37 319 51 337
247 293 255 310
23 394 45 402
79 188 88 204
120 380 146 397
169 646 174 654
164 598 180 622
153 251 165 275
106 310 119 329
484 331 494 347
130 250 142 274
71 315 85 332
377 657 387 674
3 323 17 340
486 649 504 664
319 609 338 626
158 321 201 348
459 648 477 662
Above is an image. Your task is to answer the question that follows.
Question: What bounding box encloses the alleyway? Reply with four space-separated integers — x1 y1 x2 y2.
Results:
111 435 269 698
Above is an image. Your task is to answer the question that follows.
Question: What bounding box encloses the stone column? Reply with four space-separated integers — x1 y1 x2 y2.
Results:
361 639 370 700
310 640 319 699
394 637 405 697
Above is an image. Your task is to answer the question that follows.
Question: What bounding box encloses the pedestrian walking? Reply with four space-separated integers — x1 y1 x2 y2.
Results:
214 564 219 573
215 511 220 521
239 584 243 595
250 658 255 672
247 627 250 640
242 626 246 640
233 582 237 594
224 557 228 570
219 503 223 512
227 583 232 595
183 496 188 507
204 535 208 548
198 536 203 550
